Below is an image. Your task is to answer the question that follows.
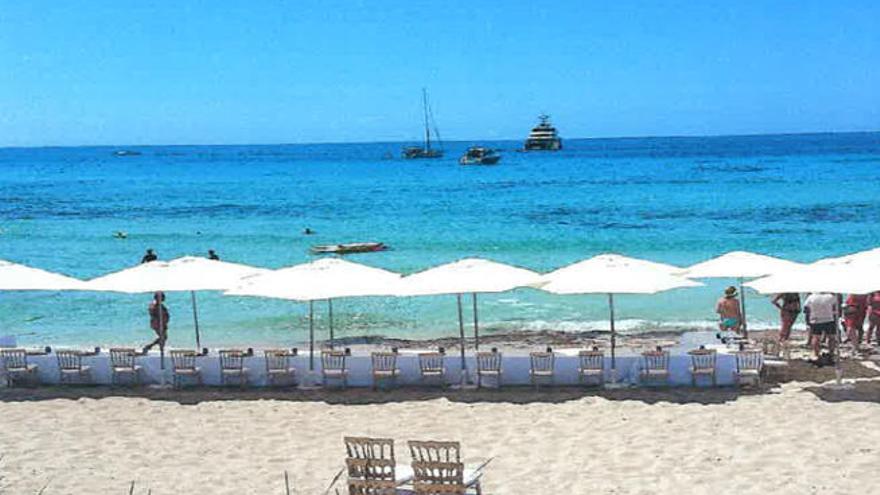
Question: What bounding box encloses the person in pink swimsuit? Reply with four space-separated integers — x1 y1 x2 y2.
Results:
865 292 880 346
843 294 868 346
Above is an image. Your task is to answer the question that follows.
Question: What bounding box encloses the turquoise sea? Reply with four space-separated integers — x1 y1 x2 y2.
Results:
1 132 879 349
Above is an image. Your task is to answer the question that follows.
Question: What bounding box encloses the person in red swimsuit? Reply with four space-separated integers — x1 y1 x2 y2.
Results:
843 294 868 346
866 292 880 346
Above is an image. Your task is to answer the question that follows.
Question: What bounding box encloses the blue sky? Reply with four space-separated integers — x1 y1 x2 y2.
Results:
0 1 877 146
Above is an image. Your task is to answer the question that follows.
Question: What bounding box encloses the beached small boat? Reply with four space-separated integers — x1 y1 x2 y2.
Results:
310 242 388 255
459 147 501 165
402 88 444 159
523 114 562 151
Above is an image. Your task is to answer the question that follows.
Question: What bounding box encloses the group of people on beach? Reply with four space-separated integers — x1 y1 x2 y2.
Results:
716 285 880 360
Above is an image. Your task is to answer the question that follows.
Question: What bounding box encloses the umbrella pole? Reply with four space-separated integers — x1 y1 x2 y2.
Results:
191 291 202 350
472 292 480 350
457 293 467 376
609 293 616 373
328 299 334 350
739 277 748 337
309 300 315 371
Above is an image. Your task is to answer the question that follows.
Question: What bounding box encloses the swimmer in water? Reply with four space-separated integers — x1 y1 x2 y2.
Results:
207 249 220 261
113 231 128 239
304 228 314 235
141 249 158 263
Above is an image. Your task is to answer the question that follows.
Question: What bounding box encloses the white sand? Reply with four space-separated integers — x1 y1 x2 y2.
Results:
1 380 879 494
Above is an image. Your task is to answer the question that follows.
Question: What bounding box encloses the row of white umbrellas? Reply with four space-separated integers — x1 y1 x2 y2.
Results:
5 248 880 375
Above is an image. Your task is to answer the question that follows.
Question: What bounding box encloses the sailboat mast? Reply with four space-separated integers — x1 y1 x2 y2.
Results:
422 88 431 151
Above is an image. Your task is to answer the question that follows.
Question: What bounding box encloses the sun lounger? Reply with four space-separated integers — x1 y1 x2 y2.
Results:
734 349 764 389
56 350 91 384
109 348 142 385
264 349 297 386
475 350 502 389
639 349 670 386
371 351 399 390
219 349 248 387
418 352 447 388
528 351 555 390
170 350 202 388
577 349 605 387
408 441 483 494
688 348 717 387
344 436 413 488
322 350 349 389
1 348 39 386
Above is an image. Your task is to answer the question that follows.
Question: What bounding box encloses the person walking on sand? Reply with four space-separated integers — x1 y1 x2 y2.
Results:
843 293 868 347
143 291 169 354
716 286 743 334
865 291 880 346
804 292 838 360
772 292 801 342
141 248 158 263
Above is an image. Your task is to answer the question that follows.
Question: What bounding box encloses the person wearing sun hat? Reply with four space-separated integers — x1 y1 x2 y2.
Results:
715 285 743 334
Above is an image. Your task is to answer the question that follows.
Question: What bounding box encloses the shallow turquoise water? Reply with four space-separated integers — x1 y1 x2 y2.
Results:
1 133 879 348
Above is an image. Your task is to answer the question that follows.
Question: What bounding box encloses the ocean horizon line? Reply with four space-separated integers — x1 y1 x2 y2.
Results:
2 129 878 151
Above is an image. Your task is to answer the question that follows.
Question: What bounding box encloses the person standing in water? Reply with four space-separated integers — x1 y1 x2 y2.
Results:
772 292 801 342
207 249 220 260
141 249 158 263
143 291 170 354
715 286 743 334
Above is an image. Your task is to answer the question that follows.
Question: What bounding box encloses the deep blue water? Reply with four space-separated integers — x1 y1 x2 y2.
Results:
1 132 879 348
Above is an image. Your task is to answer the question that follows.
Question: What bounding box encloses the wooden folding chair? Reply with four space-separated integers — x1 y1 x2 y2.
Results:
219 349 248 387
528 351 555 390
110 348 142 385
264 349 297 386
56 350 91 384
475 351 502 389
170 350 201 388
1 348 39 386
371 352 399 390
577 349 605 387
322 350 349 389
688 348 717 387
418 352 447 388
639 349 670 386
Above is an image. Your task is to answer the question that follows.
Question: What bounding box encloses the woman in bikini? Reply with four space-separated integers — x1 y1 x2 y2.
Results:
772 292 801 342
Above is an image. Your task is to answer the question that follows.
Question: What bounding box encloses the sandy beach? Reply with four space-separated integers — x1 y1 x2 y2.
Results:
2 360 879 495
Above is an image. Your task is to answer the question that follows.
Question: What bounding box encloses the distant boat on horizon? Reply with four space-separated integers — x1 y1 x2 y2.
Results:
402 88 443 159
523 114 562 151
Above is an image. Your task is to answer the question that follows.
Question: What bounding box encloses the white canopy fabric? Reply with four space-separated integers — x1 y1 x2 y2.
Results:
227 257 401 300
541 254 699 295
680 251 804 279
87 256 269 293
746 263 880 295
396 258 544 296
0 259 86 291
813 247 880 267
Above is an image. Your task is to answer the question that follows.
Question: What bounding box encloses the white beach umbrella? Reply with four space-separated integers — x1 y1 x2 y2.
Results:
680 251 804 333
0 259 86 290
745 263 880 295
540 254 701 373
396 258 544 373
226 258 402 370
87 256 269 349
813 247 880 267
